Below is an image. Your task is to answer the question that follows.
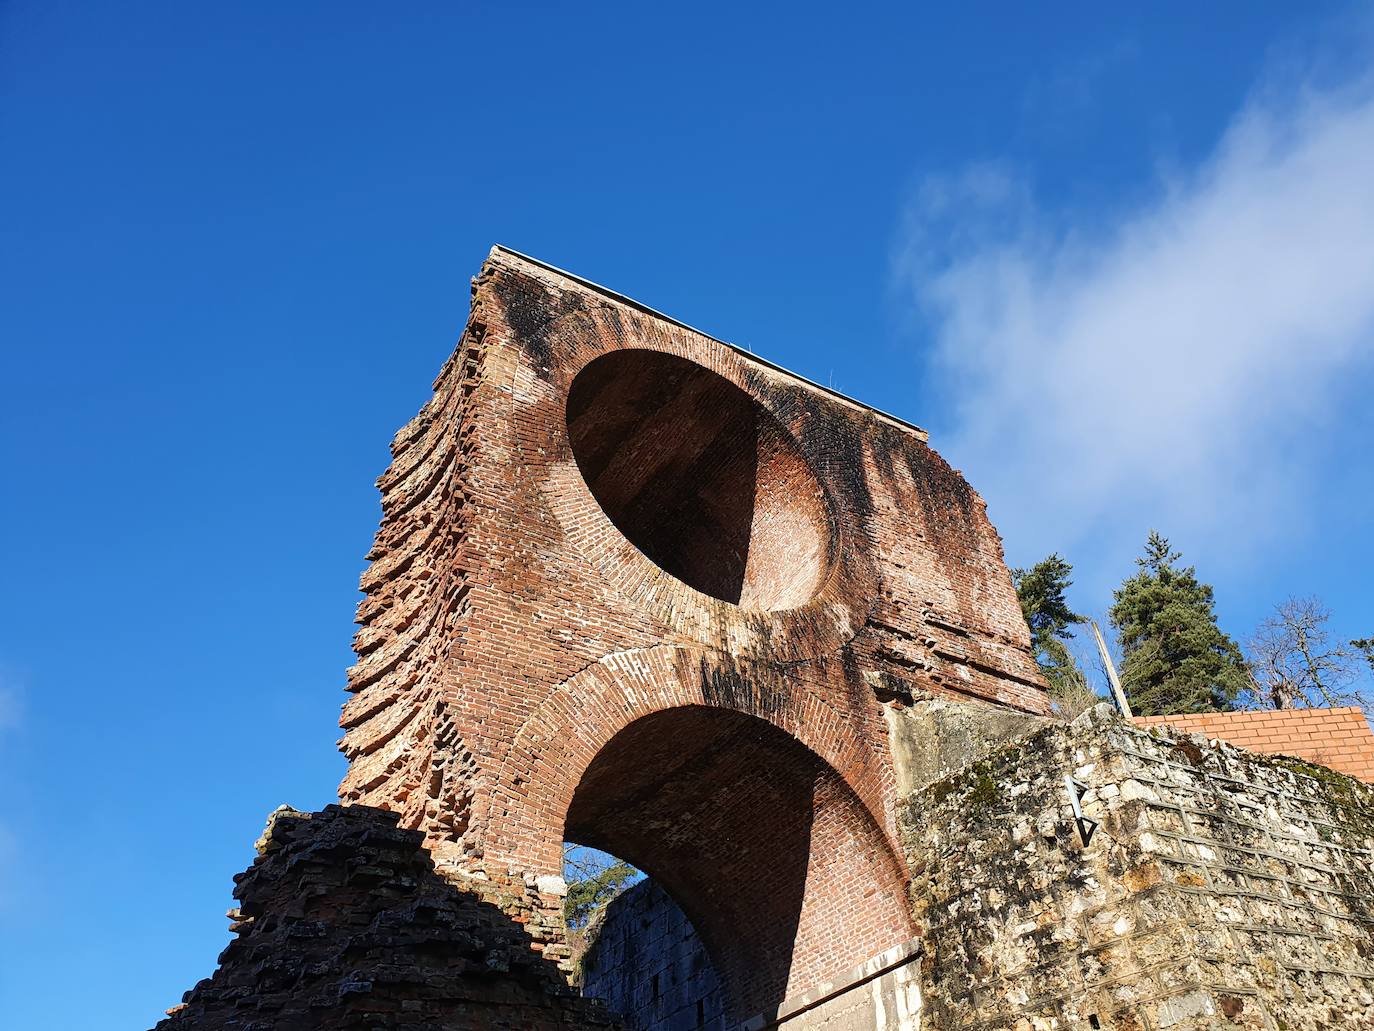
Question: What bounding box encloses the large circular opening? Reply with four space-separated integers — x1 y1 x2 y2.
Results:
566 350 832 610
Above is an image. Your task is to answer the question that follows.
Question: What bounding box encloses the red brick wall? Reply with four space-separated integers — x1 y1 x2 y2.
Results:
1133 707 1374 783
337 247 1049 1018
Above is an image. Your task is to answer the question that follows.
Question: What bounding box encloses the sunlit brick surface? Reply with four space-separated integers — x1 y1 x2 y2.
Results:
1134 707 1374 783
335 246 1049 1019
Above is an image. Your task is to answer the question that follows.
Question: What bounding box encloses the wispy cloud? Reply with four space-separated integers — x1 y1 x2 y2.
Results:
895 73 1374 589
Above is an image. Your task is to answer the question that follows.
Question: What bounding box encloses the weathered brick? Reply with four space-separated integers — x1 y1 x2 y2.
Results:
326 247 1047 1019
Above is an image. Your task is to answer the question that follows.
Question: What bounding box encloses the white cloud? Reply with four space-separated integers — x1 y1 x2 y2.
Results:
896 75 1374 589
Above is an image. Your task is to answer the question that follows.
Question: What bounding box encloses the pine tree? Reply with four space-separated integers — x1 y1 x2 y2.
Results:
562 845 638 930
1109 531 1249 715
1353 637 1374 675
1012 554 1092 709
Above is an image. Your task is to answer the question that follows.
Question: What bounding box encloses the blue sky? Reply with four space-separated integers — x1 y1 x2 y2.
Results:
3 3 1373 1027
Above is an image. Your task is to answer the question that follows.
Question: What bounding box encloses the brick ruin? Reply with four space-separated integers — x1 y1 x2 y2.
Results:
156 248 1374 1030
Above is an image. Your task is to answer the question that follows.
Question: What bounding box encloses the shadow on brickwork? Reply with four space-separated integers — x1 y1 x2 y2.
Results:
580 879 727 1031
562 703 920 1025
152 805 618 1031
566 707 815 1023
566 349 763 606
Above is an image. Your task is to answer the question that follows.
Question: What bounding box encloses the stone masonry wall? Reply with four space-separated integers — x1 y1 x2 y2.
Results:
903 704 1374 1030
581 879 726 1031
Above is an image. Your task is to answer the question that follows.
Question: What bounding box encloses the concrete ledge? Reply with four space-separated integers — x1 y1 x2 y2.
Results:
738 938 924 1031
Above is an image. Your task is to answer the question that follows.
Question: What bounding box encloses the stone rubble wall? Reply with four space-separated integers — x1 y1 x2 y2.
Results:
1134 707 1374 784
902 703 1374 1031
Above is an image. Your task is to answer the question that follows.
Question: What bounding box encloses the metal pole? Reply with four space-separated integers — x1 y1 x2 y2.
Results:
1089 619 1133 719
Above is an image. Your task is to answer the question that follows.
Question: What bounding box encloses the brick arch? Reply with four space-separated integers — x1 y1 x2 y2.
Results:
331 250 1051 1017
318 248 1049 1028
482 645 912 1022
483 645 901 877
562 703 913 1022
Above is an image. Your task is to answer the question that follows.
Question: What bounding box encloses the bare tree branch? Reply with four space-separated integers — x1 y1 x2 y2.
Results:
1245 597 1365 709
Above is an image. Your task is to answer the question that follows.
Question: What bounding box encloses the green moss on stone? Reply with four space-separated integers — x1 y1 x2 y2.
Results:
1253 754 1374 840
967 761 999 812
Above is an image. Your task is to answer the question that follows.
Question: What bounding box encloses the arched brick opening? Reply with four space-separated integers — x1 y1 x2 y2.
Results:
563 705 913 1024
485 648 901 877
566 349 833 611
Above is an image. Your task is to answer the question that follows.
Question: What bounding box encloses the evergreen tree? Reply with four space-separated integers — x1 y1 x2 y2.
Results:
562 845 638 930
1012 554 1091 705
1109 531 1249 715
1353 637 1374 675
